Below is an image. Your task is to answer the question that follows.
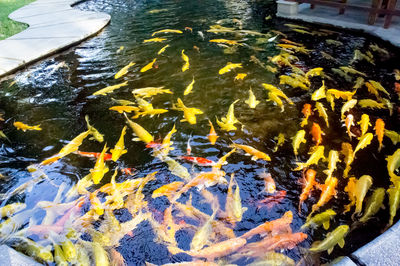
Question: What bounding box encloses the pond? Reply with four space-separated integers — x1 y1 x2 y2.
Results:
0 0 400 265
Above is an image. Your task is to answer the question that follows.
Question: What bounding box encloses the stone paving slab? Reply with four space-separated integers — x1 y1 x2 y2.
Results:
0 245 41 266
0 0 110 77
277 1 400 47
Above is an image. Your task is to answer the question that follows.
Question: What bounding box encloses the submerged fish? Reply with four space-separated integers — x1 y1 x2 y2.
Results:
181 50 190 72
292 130 306 157
230 143 271 161
245 88 260 109
310 225 349 254
92 81 128 96
13 122 41 131
207 119 219 145
152 29 183 36
219 62 242 75
298 169 318 212
216 100 240 131
301 209 336 230
114 62 135 79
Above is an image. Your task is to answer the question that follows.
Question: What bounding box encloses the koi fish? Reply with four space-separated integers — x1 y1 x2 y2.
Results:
354 133 373 157
109 106 139 114
143 37 167 43
247 252 295 266
219 62 242 75
310 225 349 254
386 148 400 183
85 115 104 142
245 88 260 109
124 113 154 143
358 114 371 138
368 80 390 96
181 50 189 72
326 89 356 101
358 99 386 109
305 67 324 80
186 136 192 155
267 92 285 112
114 62 135 79
180 156 216 166
210 39 241 45
230 142 271 161
110 126 127 162
262 84 293 105
13 122 41 131
301 209 336 230
300 103 312 127
374 118 385 152
280 75 309 90
311 81 326 101
310 122 323 146
235 73 247 80
273 133 285 152
344 114 356 139
157 44 170 55
111 98 136 106
152 181 184 200
341 99 357 120
140 58 157 72
298 169 317 212
241 211 293 239
90 144 109 184
132 86 173 98
311 177 337 213
354 175 373 215
73 150 113 161
314 102 329 127
163 156 191 182
207 119 219 145
294 146 325 171
339 66 366 77
121 167 136 175
385 129 400 145
292 130 306 157
0 203 26 218
172 98 203 124
184 77 195 96
191 207 218 251
152 29 183 36
259 172 276 194
41 130 91 165
387 181 400 226
323 150 340 179
224 174 247 225
341 142 354 177
216 99 240 131
116 46 124 53
92 81 128 96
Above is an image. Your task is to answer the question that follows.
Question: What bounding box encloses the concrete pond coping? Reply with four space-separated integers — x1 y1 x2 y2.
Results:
0 0 111 78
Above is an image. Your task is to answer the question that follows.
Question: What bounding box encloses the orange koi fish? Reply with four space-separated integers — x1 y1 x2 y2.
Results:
301 103 312 127
207 119 219 145
152 181 184 200
256 190 286 210
310 122 324 146
344 114 356 139
374 118 385 152
180 156 216 166
298 169 318 212
73 150 113 161
241 211 293 239
120 167 136 175
311 177 338 213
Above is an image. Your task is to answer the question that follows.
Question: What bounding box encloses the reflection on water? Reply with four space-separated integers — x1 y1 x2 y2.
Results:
0 0 399 265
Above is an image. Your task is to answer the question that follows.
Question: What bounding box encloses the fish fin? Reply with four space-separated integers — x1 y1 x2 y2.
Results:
132 138 141 142
180 119 187 122
338 238 345 248
251 156 258 161
328 247 334 254
322 221 330 230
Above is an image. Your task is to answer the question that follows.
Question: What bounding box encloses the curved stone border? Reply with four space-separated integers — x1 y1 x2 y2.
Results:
0 0 110 78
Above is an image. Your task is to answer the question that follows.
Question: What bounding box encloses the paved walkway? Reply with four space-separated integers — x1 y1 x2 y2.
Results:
277 0 400 47
0 0 110 78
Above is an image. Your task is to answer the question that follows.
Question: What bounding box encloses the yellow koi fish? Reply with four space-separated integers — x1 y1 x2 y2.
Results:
311 176 337 213
207 119 219 145
140 58 157 72
235 73 247 80
245 88 260 109
172 98 203 124
279 75 309 90
262 83 293 104
294 146 325 171
181 50 190 72
143 38 166 43
124 113 154 143
41 130 91 165
132 86 173 98
311 81 326 101
385 130 400 145
267 92 284 112
358 99 387 109
310 225 349 254
292 130 306 157
85 115 104 143
110 126 127 162
109 106 139 113
219 62 242 75
386 149 400 183
210 39 241 45
184 77 195 96
326 89 356 101
341 99 357 120
151 29 183 36
358 114 371 138
191 207 218 251
315 102 329 127
157 44 170 55
323 150 341 179
387 180 400 226
13 122 41 131
354 133 373 157
225 174 247 225
273 133 285 152
92 81 128 96
230 143 271 161
341 142 354 178
90 145 109 184
114 62 135 79
152 181 184 200
216 100 240 131
305 67 324 80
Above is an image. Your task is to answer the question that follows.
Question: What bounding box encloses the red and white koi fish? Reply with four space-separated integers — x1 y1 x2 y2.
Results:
180 156 216 166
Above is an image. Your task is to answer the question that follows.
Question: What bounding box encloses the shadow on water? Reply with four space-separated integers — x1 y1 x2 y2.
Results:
0 0 399 265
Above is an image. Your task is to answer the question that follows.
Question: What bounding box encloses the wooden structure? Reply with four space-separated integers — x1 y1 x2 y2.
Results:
288 0 400 28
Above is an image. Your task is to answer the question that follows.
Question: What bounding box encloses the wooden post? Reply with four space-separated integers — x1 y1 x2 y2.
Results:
368 0 383 25
384 0 398 28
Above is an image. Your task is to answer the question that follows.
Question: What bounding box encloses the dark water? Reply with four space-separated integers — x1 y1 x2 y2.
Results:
0 0 399 265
